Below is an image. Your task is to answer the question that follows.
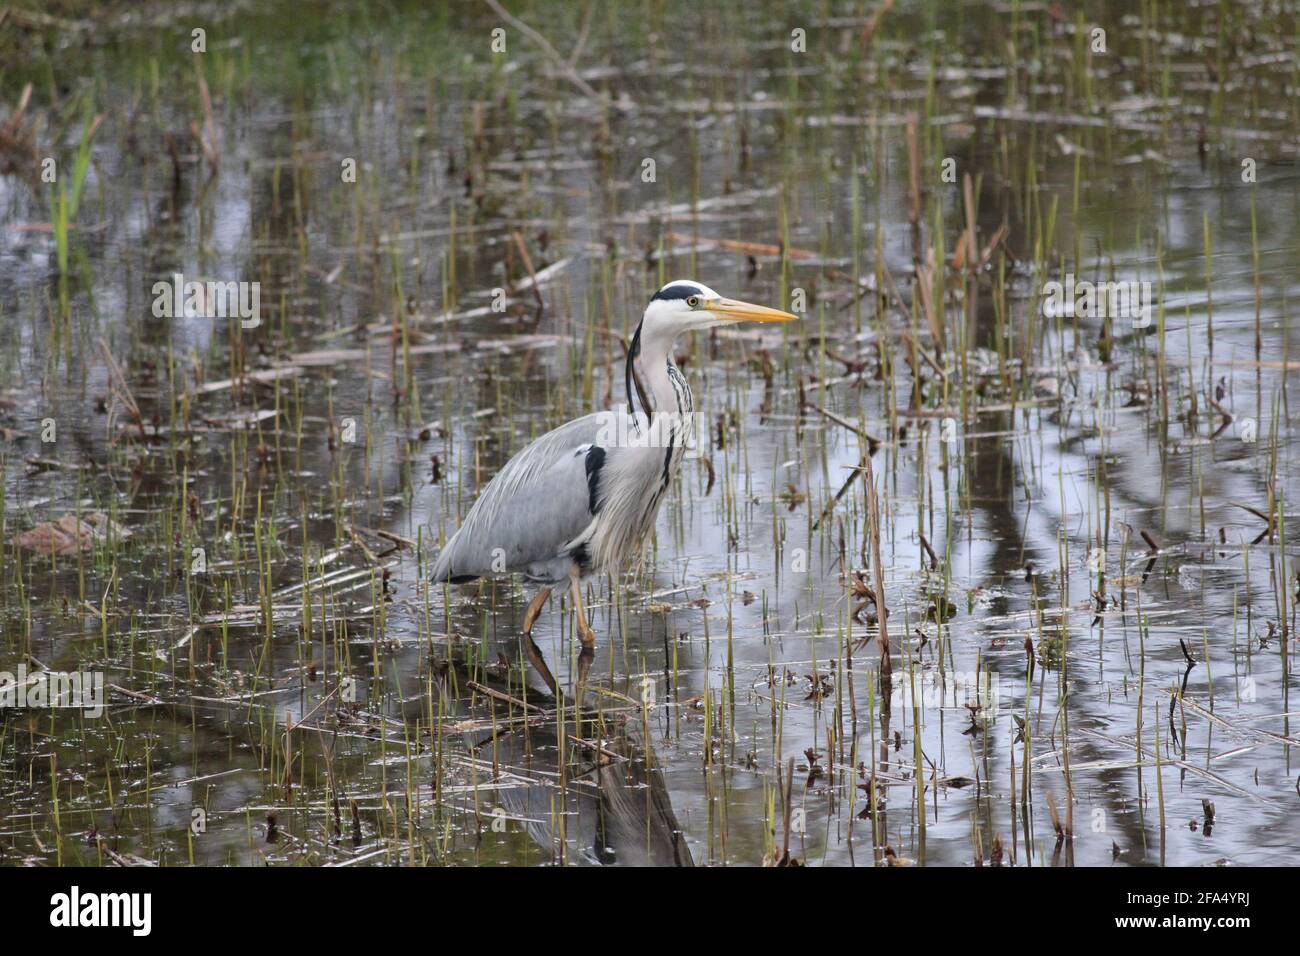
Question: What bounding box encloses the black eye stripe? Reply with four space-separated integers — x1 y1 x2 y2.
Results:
651 283 704 302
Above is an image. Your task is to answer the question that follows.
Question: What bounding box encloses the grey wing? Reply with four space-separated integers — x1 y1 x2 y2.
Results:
431 414 607 583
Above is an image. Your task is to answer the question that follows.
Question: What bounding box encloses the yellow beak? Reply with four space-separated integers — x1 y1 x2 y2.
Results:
708 297 798 323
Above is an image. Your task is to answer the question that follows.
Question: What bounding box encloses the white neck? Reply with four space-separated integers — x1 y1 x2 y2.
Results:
627 322 689 421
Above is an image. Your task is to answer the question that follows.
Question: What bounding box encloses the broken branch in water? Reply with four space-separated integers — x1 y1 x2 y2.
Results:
664 231 819 260
483 0 623 110
98 337 144 431
802 397 883 454
511 230 546 316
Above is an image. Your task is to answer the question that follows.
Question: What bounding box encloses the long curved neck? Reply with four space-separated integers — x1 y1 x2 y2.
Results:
626 321 691 422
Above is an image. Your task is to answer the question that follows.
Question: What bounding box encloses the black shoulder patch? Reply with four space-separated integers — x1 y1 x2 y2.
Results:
651 282 703 302
584 446 606 514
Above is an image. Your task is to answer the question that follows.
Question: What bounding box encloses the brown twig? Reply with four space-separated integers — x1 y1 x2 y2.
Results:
859 0 895 53
483 0 624 110
918 532 939 571
511 231 545 314
664 231 819 260
98 338 144 430
467 679 546 714
802 398 883 453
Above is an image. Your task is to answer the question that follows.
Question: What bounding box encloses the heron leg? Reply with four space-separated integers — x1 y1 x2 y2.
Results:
570 569 597 648
521 587 558 697
522 586 553 636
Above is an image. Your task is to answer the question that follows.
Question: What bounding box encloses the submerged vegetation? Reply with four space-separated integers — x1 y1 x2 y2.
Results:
0 0 1297 867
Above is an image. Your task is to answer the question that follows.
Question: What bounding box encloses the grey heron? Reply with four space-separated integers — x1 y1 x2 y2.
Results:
431 279 796 668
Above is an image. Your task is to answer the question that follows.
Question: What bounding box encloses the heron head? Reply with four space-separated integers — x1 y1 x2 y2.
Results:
642 280 797 335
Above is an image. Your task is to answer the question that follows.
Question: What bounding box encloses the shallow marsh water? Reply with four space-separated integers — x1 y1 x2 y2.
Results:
0 0 1298 866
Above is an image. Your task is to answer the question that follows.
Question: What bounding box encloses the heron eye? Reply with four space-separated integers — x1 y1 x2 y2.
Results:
686 295 701 308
